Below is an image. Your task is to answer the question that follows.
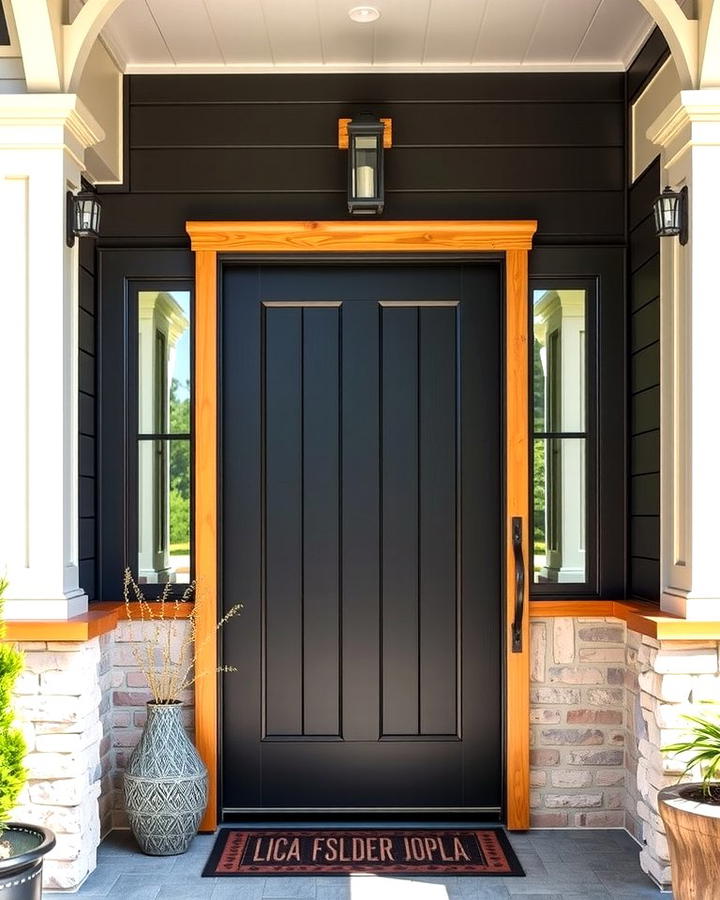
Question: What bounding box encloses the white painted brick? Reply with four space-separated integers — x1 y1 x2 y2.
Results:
29 777 89 806
578 647 625 663
35 712 98 735
13 671 40 695
544 793 602 808
548 666 604 684
35 722 103 753
530 622 546 682
550 770 592 788
530 709 561 724
40 669 95 696
24 651 97 675
11 800 96 835
14 688 101 723
25 752 89 779
43 854 94 891
552 618 575 664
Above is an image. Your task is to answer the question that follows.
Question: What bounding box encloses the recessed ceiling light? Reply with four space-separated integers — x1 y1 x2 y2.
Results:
349 6 380 23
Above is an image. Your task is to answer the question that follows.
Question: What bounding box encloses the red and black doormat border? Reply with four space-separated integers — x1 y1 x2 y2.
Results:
202 827 525 877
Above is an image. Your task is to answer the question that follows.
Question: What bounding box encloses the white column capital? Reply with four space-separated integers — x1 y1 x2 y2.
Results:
648 89 720 171
0 94 104 169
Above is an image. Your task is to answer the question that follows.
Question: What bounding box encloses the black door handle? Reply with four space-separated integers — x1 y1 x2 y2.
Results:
511 517 524 653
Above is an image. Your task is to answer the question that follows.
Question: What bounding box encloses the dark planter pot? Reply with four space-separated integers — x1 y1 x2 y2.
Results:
124 701 208 856
659 783 720 900
0 823 55 900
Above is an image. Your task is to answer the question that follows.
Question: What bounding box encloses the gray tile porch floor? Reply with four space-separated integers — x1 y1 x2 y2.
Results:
46 829 671 899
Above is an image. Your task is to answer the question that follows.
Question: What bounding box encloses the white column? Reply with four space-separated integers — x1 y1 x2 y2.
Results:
649 90 720 619
0 95 103 619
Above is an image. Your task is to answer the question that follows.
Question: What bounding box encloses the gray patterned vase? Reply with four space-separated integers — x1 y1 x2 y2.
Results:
124 701 207 856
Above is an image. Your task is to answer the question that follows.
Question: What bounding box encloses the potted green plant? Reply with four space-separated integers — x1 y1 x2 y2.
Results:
121 571 240 856
660 713 720 900
0 576 55 899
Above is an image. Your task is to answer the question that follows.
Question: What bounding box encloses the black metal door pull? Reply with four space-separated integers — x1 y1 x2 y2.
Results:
511 517 524 653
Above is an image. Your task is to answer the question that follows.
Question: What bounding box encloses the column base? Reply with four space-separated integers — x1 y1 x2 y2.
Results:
4 589 88 621
662 589 720 620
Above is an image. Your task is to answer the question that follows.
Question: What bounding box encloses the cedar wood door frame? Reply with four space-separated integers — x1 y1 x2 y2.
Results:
186 220 537 832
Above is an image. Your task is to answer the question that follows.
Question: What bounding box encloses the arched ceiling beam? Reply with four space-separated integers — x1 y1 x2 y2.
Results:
9 0 61 91
63 0 125 92
699 0 720 86
635 0 699 88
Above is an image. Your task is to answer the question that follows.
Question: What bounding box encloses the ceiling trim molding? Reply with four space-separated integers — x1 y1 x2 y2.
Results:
122 62 628 76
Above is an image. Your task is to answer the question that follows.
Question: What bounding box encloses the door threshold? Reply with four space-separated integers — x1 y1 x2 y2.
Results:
222 807 503 824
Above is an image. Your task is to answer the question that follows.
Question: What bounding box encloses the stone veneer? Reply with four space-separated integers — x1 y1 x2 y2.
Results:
10 638 107 890
7 614 717 891
9 620 192 890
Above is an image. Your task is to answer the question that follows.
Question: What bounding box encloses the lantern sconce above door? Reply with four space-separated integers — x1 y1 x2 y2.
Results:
338 115 392 216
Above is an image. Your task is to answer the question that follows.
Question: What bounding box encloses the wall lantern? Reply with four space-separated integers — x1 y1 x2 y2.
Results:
338 115 392 216
66 190 102 247
652 185 688 245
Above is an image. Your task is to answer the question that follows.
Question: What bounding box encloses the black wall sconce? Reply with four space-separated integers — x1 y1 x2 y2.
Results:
339 114 391 215
66 190 102 247
653 185 688 245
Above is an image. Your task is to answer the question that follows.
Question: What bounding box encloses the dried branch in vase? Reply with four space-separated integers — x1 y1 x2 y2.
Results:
123 569 241 704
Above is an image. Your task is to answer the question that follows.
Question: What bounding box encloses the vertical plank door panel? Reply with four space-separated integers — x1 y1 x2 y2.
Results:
381 306 420 737
264 308 304 736
419 306 458 736
302 307 341 737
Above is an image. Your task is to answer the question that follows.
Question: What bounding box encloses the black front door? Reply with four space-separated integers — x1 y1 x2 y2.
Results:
221 263 502 815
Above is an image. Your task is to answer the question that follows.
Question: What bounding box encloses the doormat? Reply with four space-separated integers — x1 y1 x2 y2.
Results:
202 828 525 877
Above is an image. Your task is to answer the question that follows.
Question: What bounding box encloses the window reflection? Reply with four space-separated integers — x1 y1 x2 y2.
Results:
533 289 587 585
137 290 191 585
138 291 191 435
533 439 586 584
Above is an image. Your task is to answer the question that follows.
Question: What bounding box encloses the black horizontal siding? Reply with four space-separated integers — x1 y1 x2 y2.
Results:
130 73 625 104
78 238 96 601
0 4 9 45
628 158 661 602
98 72 626 246
131 101 624 148
95 71 628 601
627 28 670 103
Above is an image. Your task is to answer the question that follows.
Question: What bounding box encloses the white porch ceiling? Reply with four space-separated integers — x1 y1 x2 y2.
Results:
87 0 667 75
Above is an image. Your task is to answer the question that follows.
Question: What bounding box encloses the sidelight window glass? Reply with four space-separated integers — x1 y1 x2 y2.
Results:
532 288 589 586
136 289 191 585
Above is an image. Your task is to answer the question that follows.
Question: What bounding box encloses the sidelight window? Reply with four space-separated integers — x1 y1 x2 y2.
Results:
532 284 594 591
136 288 192 585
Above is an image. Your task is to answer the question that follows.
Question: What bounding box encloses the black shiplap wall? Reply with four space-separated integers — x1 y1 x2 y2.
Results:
98 73 625 245
0 3 9 46
95 71 628 600
78 239 97 601
628 160 660 602
626 29 667 603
